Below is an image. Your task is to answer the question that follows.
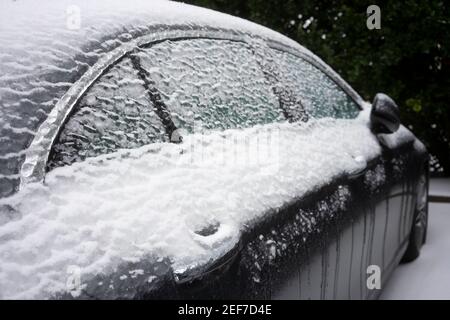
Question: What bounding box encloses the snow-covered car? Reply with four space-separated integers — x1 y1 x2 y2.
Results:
0 0 428 299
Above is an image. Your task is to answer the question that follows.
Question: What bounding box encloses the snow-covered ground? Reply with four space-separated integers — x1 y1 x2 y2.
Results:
381 179 450 300
429 178 450 198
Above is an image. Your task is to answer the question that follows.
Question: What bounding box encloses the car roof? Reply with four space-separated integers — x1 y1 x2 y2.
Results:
0 0 363 198
0 0 306 82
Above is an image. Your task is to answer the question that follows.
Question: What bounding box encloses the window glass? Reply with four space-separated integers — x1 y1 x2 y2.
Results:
47 39 288 170
271 49 360 119
137 39 284 133
47 58 168 170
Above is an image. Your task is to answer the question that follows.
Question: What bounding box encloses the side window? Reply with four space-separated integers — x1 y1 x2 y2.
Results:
271 49 360 119
47 58 168 170
137 39 284 133
47 39 287 171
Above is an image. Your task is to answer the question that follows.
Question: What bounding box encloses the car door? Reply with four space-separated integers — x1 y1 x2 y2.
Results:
45 36 291 299
264 46 429 300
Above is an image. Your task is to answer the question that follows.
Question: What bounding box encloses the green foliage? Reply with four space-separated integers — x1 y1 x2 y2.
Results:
182 0 450 175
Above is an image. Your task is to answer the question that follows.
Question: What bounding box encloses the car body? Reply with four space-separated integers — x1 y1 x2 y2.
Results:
0 0 428 299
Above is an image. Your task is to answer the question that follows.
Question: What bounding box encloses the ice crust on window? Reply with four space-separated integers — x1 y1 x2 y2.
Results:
47 39 287 169
0 109 382 299
47 58 168 170
271 49 360 119
138 39 285 132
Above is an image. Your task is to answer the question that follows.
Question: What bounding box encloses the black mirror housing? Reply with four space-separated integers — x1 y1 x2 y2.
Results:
370 93 401 134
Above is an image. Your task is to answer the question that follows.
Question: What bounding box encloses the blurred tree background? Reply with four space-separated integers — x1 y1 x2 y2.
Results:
180 0 450 176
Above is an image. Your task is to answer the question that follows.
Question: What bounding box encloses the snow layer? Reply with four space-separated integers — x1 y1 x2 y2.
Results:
0 109 381 299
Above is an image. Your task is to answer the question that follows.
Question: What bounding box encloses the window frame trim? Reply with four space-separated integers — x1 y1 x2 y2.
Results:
20 26 366 188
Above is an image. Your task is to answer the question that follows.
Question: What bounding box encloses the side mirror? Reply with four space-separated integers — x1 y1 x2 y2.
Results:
370 93 400 134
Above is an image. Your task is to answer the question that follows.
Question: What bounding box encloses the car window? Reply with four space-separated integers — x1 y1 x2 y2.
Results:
46 58 168 171
136 39 285 133
270 49 360 119
47 39 286 170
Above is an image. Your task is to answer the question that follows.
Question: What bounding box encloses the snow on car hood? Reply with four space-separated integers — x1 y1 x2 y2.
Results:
0 109 383 299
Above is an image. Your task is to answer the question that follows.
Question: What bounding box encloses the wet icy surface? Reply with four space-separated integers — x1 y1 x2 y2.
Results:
0 110 383 299
271 49 360 120
47 39 285 169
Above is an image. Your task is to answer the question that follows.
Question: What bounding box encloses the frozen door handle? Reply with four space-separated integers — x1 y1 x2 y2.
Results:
173 222 241 286
348 155 367 178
